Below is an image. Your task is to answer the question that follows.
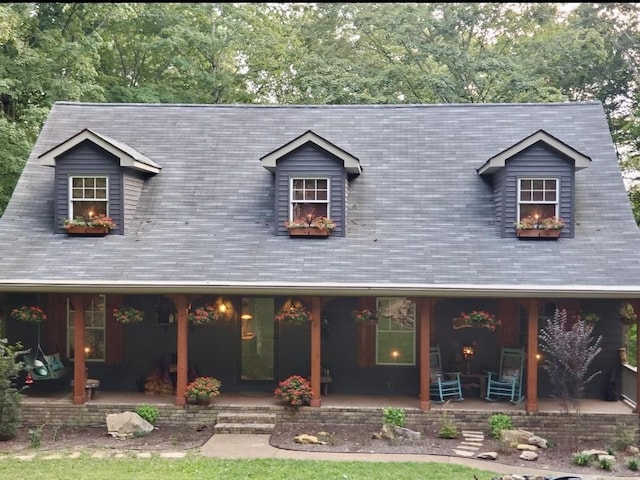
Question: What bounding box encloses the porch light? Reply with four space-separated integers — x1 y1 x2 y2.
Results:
462 345 474 374
241 314 255 340
84 346 91 355
213 296 234 318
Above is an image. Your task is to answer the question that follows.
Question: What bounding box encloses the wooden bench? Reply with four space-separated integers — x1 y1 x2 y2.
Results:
70 378 101 400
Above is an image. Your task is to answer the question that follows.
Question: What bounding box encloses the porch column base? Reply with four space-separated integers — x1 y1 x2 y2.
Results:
73 394 85 405
525 401 538 413
310 398 321 407
419 399 431 411
176 396 186 407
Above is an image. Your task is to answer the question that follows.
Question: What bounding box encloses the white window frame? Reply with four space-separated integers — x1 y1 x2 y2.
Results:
375 297 416 366
289 177 330 221
517 177 559 220
68 175 109 219
66 295 106 362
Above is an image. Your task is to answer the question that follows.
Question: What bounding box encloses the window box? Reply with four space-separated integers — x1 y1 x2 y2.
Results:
65 225 111 236
287 227 331 237
516 228 562 239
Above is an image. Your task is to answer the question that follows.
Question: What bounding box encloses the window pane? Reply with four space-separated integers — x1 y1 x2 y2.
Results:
375 298 415 366
532 179 543 190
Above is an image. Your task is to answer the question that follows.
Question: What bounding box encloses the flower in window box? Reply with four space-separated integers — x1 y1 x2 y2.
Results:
275 300 310 324
459 310 501 330
352 308 378 323
113 307 144 324
187 304 220 325
63 215 117 231
11 305 47 323
285 216 336 230
514 215 564 231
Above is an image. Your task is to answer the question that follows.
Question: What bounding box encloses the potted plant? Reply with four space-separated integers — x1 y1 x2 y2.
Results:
187 304 220 325
11 305 47 323
620 303 637 325
285 215 336 237
63 214 117 236
184 376 222 405
352 308 378 323
514 215 564 238
275 301 310 324
273 375 313 407
112 307 144 324
455 310 501 330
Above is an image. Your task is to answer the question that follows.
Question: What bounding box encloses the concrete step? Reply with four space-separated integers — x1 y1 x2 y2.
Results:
213 422 275 434
214 412 276 434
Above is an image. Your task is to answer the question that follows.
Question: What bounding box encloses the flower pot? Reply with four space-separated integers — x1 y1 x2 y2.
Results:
196 394 211 406
186 395 198 405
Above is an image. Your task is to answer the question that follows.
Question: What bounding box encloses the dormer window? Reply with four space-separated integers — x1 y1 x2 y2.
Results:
69 176 109 219
290 177 329 221
517 178 558 221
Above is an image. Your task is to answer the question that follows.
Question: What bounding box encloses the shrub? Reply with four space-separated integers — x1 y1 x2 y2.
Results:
136 405 159 425
488 413 512 440
0 338 27 441
382 407 406 428
273 375 313 406
539 308 602 413
627 456 639 471
572 452 592 467
598 457 613 471
437 403 459 439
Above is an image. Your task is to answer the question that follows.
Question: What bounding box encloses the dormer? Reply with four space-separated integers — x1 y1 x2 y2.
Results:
476 130 591 239
260 131 362 237
38 129 160 235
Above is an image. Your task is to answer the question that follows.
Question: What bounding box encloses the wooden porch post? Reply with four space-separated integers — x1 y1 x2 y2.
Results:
419 298 433 410
168 294 189 407
70 294 86 405
525 298 539 413
309 296 322 407
631 299 640 414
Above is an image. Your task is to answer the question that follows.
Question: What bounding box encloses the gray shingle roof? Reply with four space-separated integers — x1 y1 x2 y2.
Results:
1 101 640 297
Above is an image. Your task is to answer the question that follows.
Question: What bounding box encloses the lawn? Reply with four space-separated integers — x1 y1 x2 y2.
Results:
1 455 503 480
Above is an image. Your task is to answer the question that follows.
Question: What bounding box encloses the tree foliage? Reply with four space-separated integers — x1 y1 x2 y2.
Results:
2 3 640 217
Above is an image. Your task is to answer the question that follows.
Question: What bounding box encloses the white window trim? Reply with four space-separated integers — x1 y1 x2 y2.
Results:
68 175 109 218
516 177 559 220
288 177 330 220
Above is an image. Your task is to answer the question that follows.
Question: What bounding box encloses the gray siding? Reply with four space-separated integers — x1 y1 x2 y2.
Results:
274 143 346 236
123 171 146 235
502 143 574 238
54 141 122 234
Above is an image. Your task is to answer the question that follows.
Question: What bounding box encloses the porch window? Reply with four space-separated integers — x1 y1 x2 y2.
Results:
66 295 106 362
517 178 558 221
69 176 109 220
375 298 416 366
290 178 329 221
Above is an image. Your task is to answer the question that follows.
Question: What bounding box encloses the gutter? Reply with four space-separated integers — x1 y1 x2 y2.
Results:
2 280 640 299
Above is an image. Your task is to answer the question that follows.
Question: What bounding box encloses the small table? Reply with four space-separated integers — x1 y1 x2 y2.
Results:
459 373 487 399
321 376 332 396
71 378 100 400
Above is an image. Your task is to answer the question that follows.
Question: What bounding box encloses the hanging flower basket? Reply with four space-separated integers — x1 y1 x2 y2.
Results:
352 308 378 323
454 310 501 330
620 303 637 325
188 304 220 325
11 306 47 323
276 301 310 324
112 307 144 324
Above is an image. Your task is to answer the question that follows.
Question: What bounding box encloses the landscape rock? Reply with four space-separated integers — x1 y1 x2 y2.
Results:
106 412 153 439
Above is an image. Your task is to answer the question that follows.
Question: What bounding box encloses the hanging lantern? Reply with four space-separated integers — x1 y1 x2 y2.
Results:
25 372 33 385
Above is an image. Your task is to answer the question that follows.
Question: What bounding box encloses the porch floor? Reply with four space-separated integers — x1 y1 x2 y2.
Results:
21 389 637 414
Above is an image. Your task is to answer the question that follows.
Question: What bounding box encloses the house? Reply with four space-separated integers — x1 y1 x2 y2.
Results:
1 101 639 412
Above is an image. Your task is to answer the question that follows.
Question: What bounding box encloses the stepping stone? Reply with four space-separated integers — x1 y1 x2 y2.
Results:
461 430 484 436
460 441 483 447
160 452 186 458
453 449 476 457
456 444 480 451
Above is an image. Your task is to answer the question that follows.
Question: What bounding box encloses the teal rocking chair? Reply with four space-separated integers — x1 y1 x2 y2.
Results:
429 346 464 403
485 347 525 404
